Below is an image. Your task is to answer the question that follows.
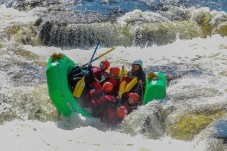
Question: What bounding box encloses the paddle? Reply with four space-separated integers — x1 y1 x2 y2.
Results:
118 81 126 108
124 77 138 93
117 66 127 107
73 40 101 97
117 77 138 107
68 47 116 77
119 65 127 84
84 47 115 66
117 66 139 107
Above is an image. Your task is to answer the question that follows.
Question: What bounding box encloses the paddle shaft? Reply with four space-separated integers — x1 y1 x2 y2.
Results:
73 40 100 97
69 48 115 75
91 40 100 62
83 40 100 76
83 48 115 67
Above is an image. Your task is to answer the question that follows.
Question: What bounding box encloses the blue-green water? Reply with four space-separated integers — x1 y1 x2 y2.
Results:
68 0 227 16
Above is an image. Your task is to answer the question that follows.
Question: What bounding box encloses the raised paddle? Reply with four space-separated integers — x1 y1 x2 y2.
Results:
73 39 101 97
68 47 116 77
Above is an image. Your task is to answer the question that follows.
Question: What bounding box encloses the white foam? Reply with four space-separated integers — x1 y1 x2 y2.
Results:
0 5 38 33
0 120 193 151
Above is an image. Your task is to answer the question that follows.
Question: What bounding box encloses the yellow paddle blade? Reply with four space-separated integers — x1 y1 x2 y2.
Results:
119 66 127 84
119 66 124 84
123 68 127 75
125 77 138 93
119 81 126 99
73 77 85 97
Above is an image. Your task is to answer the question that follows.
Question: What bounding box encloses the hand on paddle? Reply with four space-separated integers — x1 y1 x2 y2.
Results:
138 80 143 87
88 62 92 67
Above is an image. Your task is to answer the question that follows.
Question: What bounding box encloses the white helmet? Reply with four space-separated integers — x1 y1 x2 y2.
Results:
132 59 143 67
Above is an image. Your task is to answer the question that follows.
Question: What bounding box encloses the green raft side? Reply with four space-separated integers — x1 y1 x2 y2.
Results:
143 72 166 104
46 54 91 117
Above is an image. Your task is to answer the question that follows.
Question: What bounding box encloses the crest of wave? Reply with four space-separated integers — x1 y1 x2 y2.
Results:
0 84 59 123
120 100 174 139
167 76 223 102
56 113 110 131
117 9 169 24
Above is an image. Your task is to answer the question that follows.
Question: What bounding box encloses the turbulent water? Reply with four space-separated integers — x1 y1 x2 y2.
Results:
0 1 227 151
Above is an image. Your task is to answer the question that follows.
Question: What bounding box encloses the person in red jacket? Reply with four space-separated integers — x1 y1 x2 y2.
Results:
68 59 110 92
117 92 140 119
124 92 140 113
89 66 120 96
87 81 118 125
106 67 120 95
92 60 110 84
81 60 110 93
97 92 141 126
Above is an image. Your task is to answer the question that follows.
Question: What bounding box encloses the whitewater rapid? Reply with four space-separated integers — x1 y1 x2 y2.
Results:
0 3 227 151
0 35 226 151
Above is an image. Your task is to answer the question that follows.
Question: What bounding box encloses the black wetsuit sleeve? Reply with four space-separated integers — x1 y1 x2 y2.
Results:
127 70 134 79
128 70 146 82
88 66 92 72
137 70 146 83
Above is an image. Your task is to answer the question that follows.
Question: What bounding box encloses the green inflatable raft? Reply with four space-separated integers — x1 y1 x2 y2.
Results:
46 53 166 117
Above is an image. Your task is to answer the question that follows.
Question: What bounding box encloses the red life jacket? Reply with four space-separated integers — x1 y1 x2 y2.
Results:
96 95 115 105
89 94 115 108
92 66 108 82
122 101 138 114
92 66 101 78
92 81 103 93
107 78 118 88
122 76 131 84
100 108 116 124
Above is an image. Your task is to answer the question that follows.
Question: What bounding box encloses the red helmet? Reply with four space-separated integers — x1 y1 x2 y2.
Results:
117 106 128 118
101 60 110 70
128 93 140 105
110 67 120 77
102 82 113 93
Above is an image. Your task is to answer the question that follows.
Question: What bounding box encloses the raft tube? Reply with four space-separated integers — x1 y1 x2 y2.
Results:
46 54 90 117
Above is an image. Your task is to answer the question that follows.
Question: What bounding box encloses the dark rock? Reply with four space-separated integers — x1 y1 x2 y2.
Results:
39 21 53 45
36 109 42 113
34 18 43 27
161 7 169 12
41 11 112 24
37 10 116 48
113 8 123 15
